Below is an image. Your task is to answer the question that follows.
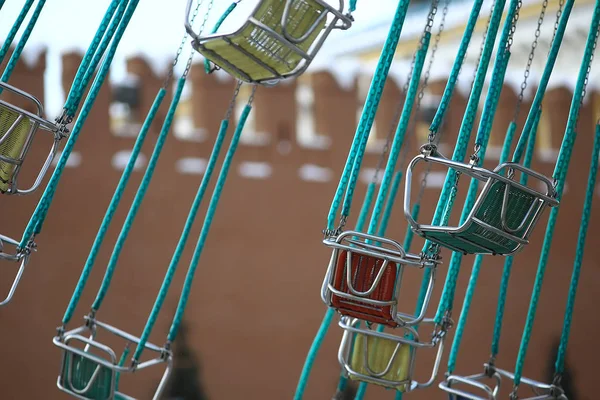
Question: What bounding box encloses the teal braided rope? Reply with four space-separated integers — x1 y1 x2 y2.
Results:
70 0 129 115
294 308 336 400
366 33 430 236
63 0 123 117
514 5 600 385
204 2 237 74
447 254 483 373
430 0 484 133
512 0 574 163
133 119 232 361
377 171 403 238
349 0 356 12
297 183 376 400
554 124 600 374
326 0 410 232
434 51 511 324
61 90 166 326
421 0 507 256
168 102 252 341
0 0 5 11
500 121 517 164
0 0 46 84
91 77 186 311
490 110 540 359
0 0 35 67
19 0 140 248
114 346 130 391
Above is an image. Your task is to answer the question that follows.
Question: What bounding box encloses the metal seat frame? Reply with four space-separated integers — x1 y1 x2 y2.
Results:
0 81 62 195
404 149 559 256
185 0 353 85
322 230 440 327
53 316 172 400
338 317 446 392
439 363 567 400
0 233 31 306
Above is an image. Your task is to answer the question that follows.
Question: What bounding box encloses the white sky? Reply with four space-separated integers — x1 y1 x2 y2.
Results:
0 0 408 116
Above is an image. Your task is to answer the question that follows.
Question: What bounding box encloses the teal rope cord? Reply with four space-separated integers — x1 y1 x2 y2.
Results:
133 119 232 361
349 0 356 12
554 124 600 374
297 184 376 400
0 0 46 84
0 0 35 67
0 0 6 11
512 0 574 163
167 102 252 341
326 0 410 232
19 0 140 248
434 50 511 323
490 110 540 359
204 2 237 74
114 346 130 391
63 0 123 117
366 33 430 236
294 308 336 400
447 254 483 373
61 89 166 326
430 0 484 133
377 171 403 238
90 77 186 311
69 0 129 115
514 5 600 385
421 0 507 256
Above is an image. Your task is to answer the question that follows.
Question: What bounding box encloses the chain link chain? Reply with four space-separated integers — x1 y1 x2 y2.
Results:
513 0 548 121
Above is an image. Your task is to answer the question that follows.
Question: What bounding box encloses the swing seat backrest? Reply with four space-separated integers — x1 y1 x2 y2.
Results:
193 0 345 84
439 371 501 400
0 82 60 195
405 155 558 256
57 335 117 400
331 249 399 327
348 333 412 392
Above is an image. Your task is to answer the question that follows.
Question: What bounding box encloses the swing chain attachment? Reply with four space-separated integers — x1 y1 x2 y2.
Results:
425 0 439 34
513 0 548 122
224 81 243 121
506 0 523 52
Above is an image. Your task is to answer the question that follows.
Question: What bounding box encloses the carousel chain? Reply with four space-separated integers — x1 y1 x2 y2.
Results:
513 0 548 121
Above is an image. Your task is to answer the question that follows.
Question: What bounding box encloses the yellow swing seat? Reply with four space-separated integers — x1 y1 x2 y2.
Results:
186 0 353 84
0 81 61 195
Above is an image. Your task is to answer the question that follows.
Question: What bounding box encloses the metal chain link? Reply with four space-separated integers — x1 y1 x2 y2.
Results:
506 0 523 51
224 81 243 121
513 0 548 121
369 0 439 185
576 22 599 127
551 0 565 47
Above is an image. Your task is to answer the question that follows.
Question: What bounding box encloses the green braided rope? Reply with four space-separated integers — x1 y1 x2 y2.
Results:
168 101 253 341
430 0 484 133
554 123 600 374
133 118 233 361
326 0 410 232
0 0 46 84
0 0 35 67
421 0 507 256
204 2 237 74
63 0 123 117
61 89 166 325
490 110 540 359
19 0 140 248
434 50 511 324
514 4 600 385
512 0 574 163
366 33 430 236
91 77 186 311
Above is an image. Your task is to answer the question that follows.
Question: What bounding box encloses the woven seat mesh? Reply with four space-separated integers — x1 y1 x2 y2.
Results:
0 105 32 192
60 352 114 400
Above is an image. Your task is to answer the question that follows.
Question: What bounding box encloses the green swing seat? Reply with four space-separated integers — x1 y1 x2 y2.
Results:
404 154 559 256
59 350 115 400
0 81 60 195
186 0 352 84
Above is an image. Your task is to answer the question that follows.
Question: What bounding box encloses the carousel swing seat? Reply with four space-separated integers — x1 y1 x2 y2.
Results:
322 230 439 327
0 81 62 195
186 0 353 84
54 316 173 400
439 366 502 400
404 150 559 256
338 317 445 393
0 233 31 307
